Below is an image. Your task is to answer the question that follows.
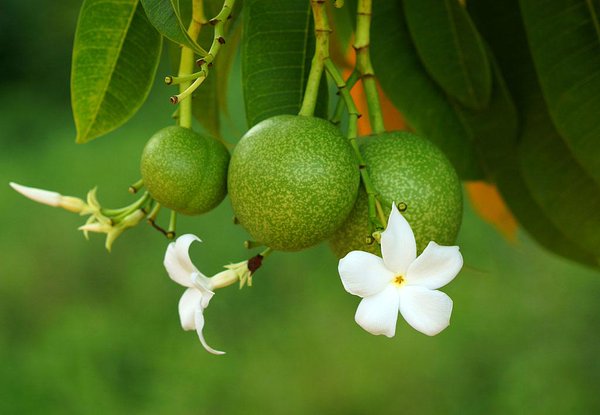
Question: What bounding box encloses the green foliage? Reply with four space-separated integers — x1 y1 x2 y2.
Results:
404 0 492 109
71 0 162 143
241 0 326 127
468 0 599 266
140 0 206 55
371 0 483 180
520 0 600 185
372 0 600 268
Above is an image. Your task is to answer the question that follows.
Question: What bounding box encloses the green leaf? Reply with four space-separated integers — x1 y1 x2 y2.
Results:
371 0 483 180
71 0 162 143
241 0 327 127
140 0 206 55
404 0 492 110
468 0 599 267
519 92 600 261
520 0 600 185
453 53 519 181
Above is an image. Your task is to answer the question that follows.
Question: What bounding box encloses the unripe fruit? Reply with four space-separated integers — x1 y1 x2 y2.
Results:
228 115 360 251
330 131 462 257
140 126 230 215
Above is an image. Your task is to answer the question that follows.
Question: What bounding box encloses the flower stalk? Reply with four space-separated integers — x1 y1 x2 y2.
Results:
300 0 384 234
169 0 236 117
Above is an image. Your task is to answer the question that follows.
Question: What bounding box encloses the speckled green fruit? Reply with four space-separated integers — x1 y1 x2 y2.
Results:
330 131 462 258
140 126 230 215
228 115 360 251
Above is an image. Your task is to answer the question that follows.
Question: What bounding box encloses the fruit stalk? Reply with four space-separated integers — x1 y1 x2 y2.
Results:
198 0 235 66
170 0 235 121
354 0 385 134
324 59 382 231
298 0 331 117
331 69 360 126
177 0 205 129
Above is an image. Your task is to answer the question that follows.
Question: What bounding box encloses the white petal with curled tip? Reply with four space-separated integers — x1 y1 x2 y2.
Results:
164 234 205 287
195 308 225 355
164 243 194 287
178 288 203 330
175 234 202 273
398 286 453 336
381 203 416 275
9 182 61 207
339 251 395 297
355 284 400 337
406 242 463 289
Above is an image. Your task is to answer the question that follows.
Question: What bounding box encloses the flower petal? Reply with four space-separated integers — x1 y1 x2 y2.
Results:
355 284 400 337
163 234 205 287
398 286 453 336
10 182 61 207
194 308 225 355
178 288 203 330
380 203 416 275
406 242 463 289
338 251 395 297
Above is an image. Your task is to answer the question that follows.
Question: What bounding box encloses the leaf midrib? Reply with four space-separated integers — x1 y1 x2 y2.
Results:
443 0 477 104
585 0 600 44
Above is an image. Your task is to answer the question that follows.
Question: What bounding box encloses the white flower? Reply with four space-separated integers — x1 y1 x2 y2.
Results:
338 203 463 337
164 234 225 355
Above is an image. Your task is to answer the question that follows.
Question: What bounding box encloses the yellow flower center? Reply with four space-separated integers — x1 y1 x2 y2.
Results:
393 275 405 286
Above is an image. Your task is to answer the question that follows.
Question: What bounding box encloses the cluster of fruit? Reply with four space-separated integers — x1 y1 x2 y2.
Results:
142 114 463 256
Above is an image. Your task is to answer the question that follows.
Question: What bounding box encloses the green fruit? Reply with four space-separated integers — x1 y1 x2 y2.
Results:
330 131 463 258
140 126 230 215
228 115 360 251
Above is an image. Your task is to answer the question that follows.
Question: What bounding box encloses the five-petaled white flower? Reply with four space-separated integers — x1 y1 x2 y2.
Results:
164 234 228 355
338 203 463 337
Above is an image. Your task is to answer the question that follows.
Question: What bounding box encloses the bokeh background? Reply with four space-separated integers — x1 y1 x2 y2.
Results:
1 1 599 413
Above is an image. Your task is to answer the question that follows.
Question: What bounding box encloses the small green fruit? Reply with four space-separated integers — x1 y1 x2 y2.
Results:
140 126 230 215
330 131 463 257
228 115 360 251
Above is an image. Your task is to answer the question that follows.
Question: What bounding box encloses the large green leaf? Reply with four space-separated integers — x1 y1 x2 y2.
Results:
140 0 206 55
403 0 491 110
71 0 162 143
519 92 600 261
453 54 519 181
520 0 600 185
371 0 483 180
469 0 599 267
241 0 327 127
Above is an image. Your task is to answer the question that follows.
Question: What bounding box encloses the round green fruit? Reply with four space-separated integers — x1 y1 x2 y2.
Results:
330 131 463 258
228 115 360 251
140 126 230 215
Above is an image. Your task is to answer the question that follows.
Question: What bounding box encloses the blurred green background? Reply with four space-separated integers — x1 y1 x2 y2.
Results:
1 1 599 414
